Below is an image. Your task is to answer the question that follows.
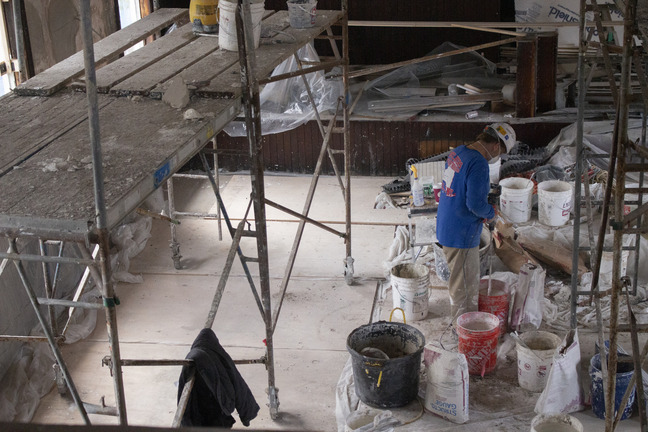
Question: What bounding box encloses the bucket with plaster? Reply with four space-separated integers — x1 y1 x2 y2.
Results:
478 279 509 336
390 263 429 322
590 353 636 420
530 413 583 432
346 321 425 408
489 158 501 184
218 0 265 51
456 311 500 376
499 177 534 223
287 0 317 28
516 330 561 392
538 180 572 226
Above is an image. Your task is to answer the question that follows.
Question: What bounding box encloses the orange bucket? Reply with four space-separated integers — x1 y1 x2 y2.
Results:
457 311 500 376
478 279 510 337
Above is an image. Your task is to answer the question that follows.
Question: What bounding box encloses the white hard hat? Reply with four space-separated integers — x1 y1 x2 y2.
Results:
485 123 516 154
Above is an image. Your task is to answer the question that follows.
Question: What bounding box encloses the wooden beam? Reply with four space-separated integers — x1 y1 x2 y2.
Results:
14 8 188 96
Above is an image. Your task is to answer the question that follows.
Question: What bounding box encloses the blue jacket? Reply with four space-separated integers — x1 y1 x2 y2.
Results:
437 145 494 248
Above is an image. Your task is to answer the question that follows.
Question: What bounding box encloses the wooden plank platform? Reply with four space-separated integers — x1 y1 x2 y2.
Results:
0 8 343 239
14 8 188 96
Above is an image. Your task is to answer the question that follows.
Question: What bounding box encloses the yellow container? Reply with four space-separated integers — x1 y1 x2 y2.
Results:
189 0 219 33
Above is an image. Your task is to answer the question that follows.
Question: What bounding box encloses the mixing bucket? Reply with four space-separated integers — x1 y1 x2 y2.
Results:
346 321 425 408
218 0 265 51
530 414 583 432
538 180 572 226
391 263 430 322
456 311 500 376
478 279 509 336
287 0 317 28
590 353 636 420
499 177 534 223
516 330 561 392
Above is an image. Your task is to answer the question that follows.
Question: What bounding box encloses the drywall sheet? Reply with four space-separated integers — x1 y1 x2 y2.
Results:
515 0 624 47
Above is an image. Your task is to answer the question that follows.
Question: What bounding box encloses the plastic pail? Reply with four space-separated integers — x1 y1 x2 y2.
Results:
218 0 265 51
538 180 572 226
287 0 317 28
516 331 561 392
346 321 425 408
499 177 534 223
590 353 636 420
478 279 509 336
390 263 429 322
530 414 583 432
456 312 500 376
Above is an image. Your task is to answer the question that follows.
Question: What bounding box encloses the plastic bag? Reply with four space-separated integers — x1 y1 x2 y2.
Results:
223 43 342 136
535 329 585 414
423 343 469 424
510 263 545 331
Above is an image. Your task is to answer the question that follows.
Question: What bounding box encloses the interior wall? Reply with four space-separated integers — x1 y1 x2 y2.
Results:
23 0 118 75
214 121 570 176
263 0 505 65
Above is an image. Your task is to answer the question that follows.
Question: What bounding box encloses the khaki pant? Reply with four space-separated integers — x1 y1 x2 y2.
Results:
443 245 480 324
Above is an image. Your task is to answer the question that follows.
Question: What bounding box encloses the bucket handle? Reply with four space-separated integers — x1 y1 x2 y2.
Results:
389 307 406 324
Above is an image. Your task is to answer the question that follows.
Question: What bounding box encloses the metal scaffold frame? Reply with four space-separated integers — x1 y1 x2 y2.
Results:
571 0 648 430
0 0 351 427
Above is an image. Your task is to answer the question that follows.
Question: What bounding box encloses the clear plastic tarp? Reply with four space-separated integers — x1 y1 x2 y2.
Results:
351 41 511 119
223 43 343 137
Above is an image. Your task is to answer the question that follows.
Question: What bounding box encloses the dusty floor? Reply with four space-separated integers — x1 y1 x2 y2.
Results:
29 174 646 431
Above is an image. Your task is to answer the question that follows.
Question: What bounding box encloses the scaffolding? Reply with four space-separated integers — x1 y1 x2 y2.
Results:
571 0 648 430
0 1 350 425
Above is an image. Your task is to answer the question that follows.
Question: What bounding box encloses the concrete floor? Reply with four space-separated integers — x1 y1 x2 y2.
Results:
29 174 645 431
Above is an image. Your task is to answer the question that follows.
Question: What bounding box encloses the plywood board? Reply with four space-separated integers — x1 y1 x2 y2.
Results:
109 33 221 96
149 11 286 98
0 91 113 175
14 8 188 96
0 95 239 234
92 22 197 93
198 10 343 99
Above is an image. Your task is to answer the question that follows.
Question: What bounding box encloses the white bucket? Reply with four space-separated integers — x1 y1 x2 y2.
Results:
499 177 534 223
538 180 573 227
287 0 317 28
516 330 561 392
218 0 265 51
530 413 583 432
390 263 429 321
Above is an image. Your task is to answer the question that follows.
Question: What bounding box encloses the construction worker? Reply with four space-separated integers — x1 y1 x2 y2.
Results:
436 123 517 328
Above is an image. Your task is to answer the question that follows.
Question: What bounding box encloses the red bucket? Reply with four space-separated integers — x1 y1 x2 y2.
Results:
457 311 500 376
478 279 510 337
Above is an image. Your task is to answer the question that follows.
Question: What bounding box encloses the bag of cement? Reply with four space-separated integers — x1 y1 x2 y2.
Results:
423 343 469 424
510 263 545 331
535 329 585 414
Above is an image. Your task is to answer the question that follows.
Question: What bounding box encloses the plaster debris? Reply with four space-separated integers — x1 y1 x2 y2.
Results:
183 108 204 120
162 77 190 109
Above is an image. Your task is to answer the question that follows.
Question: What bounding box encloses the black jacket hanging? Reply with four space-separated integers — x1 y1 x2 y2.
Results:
177 328 260 427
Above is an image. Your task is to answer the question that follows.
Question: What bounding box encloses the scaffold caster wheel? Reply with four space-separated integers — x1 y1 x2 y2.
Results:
344 256 354 286
53 363 67 395
268 386 279 420
170 243 182 270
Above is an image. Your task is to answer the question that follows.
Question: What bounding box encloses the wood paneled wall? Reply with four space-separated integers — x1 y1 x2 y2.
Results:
263 0 505 65
213 121 569 176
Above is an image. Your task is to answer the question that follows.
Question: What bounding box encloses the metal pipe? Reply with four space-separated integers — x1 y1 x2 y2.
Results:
264 198 346 238
79 2 127 423
0 252 96 266
342 0 353 285
9 239 90 424
235 0 278 417
36 298 104 309
11 0 27 82
39 240 58 339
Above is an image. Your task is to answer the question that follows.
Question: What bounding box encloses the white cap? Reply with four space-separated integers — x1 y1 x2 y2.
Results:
485 123 516 154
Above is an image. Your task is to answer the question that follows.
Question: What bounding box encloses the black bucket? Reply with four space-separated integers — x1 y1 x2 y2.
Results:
346 321 425 408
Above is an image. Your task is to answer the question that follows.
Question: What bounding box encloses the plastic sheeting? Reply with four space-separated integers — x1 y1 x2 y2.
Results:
223 43 343 137
351 41 510 119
